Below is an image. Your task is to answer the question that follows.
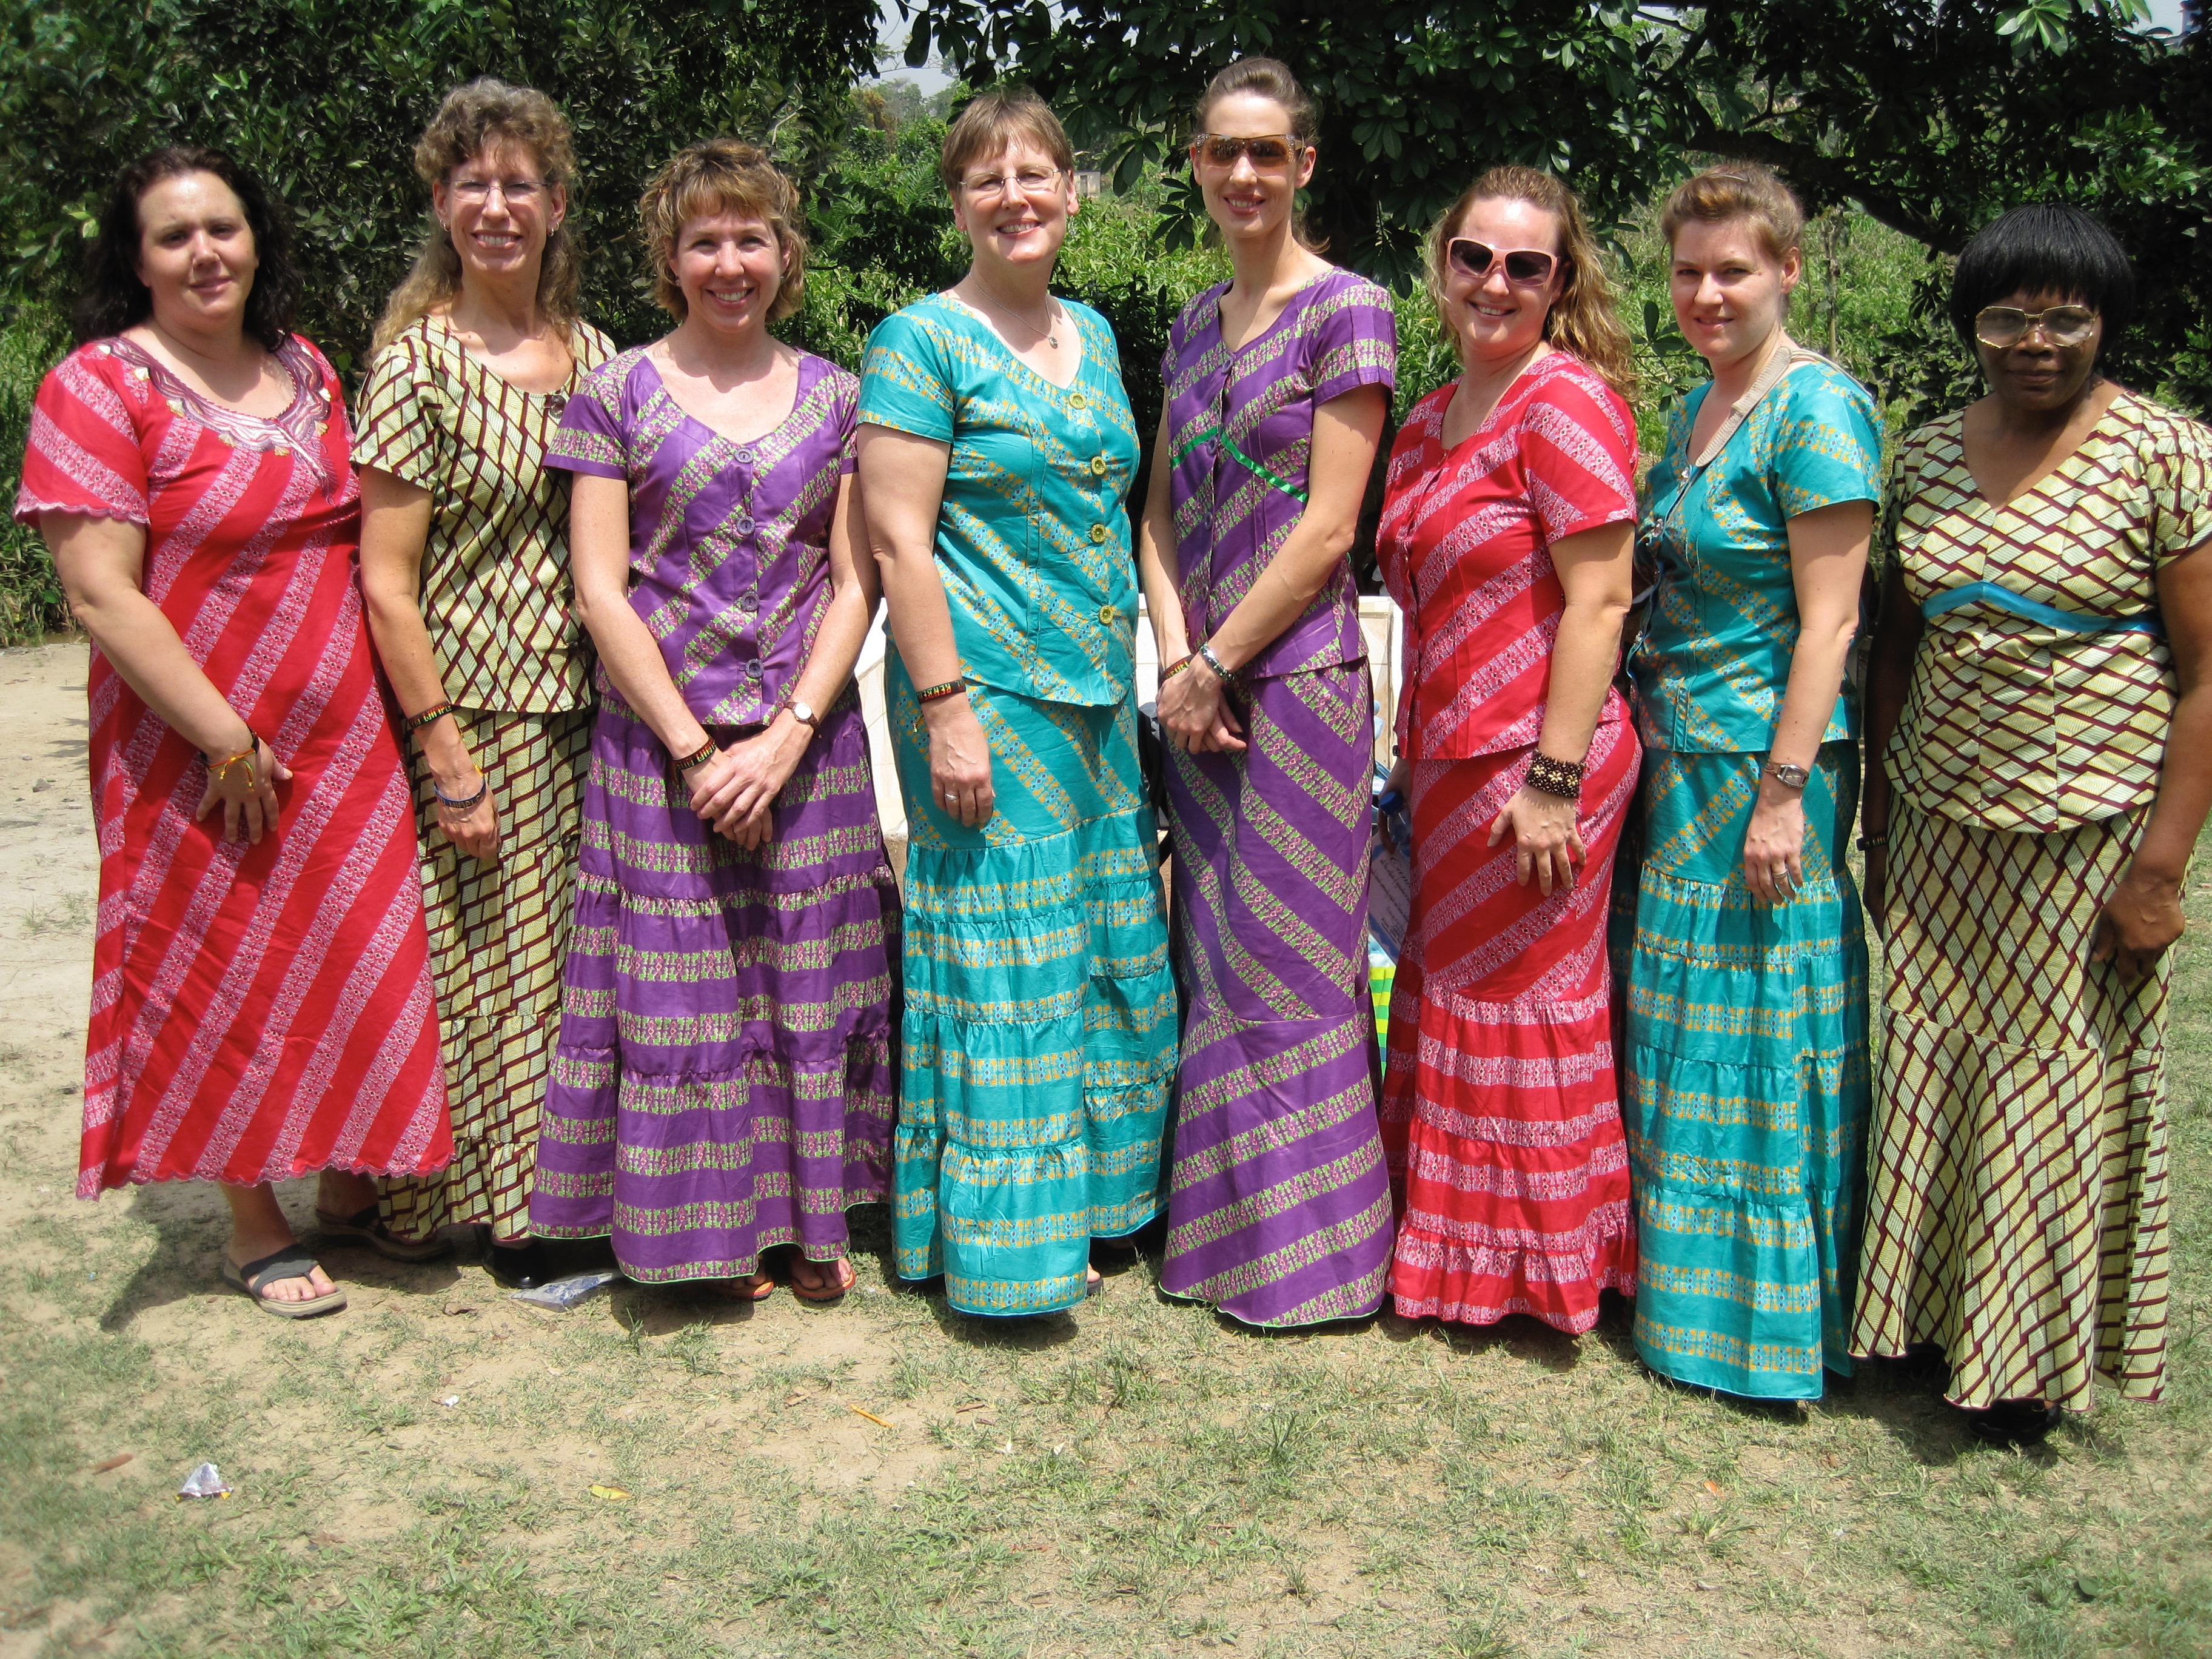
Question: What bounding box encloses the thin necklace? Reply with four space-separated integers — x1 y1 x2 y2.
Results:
969 284 1057 349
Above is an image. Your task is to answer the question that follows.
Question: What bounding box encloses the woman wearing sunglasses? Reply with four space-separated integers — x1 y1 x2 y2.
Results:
1139 56 1397 1329
858 89 1176 1318
1615 165 1882 1404
1371 167 1641 1333
1851 205 2212 1443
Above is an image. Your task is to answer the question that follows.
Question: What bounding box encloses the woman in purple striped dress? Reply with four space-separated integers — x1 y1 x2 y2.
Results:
532 139 900 1298
1138 58 1397 1327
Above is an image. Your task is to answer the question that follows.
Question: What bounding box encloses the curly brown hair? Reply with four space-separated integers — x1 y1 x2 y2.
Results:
1426 165 1638 400
637 138 809 323
372 78 583 352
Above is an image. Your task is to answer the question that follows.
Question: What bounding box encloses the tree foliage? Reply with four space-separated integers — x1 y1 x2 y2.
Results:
899 0 2208 413
0 0 880 373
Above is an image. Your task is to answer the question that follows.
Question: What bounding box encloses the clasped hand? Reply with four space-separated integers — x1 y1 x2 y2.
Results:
1158 660 1246 754
686 721 806 851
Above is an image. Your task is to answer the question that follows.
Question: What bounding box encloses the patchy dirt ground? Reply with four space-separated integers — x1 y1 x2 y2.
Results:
1 638 2207 1659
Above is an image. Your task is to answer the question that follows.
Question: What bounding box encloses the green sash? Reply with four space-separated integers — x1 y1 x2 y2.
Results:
1173 426 1309 506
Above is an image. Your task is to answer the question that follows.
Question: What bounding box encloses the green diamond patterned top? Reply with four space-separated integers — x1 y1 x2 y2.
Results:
354 313 616 712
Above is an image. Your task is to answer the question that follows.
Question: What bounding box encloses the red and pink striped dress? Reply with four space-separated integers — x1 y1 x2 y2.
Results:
16 335 449 1197
1374 349 1639 1332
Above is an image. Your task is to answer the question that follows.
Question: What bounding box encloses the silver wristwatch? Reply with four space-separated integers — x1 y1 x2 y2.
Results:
787 697 819 729
1763 760 1811 789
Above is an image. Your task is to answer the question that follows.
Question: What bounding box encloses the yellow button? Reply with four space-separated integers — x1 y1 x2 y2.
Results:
1088 523 1109 543
1099 604 1118 623
1069 392 1088 410
1089 455 1108 477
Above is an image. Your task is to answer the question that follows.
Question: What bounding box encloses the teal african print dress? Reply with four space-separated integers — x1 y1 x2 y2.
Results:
1617 356 1882 1398
859 293 1178 1317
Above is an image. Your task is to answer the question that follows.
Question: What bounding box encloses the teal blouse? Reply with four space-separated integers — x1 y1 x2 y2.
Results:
1631 360 1882 754
858 293 1142 708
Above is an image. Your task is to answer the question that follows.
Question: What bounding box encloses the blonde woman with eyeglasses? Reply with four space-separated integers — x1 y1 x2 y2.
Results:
857 88 1176 1318
1851 204 2212 1445
1138 57 1397 1330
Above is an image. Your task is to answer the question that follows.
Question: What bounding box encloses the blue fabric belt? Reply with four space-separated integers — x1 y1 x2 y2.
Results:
1922 580 2161 635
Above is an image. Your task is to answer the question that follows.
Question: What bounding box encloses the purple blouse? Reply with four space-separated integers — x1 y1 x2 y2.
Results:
546 346 857 727
1162 268 1396 679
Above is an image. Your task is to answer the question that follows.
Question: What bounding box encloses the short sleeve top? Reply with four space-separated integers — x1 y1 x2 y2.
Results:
1886 389 2212 832
1631 360 1882 754
857 293 1141 708
545 345 859 728
353 315 615 713
1376 350 1639 760
1163 268 1396 679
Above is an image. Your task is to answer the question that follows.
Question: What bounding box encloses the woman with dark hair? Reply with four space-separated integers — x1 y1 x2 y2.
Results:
1139 56 1397 1329
1616 164 1882 1402
536 139 899 1299
859 89 1176 1317
1851 204 2212 1442
1372 166 1641 1333
354 79 615 1286
14 147 449 1317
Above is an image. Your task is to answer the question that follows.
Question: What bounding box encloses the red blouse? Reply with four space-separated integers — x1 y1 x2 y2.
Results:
1378 350 1638 760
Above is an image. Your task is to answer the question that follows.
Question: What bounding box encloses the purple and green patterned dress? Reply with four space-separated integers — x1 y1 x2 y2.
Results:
1159 268 1398 1326
532 346 901 1284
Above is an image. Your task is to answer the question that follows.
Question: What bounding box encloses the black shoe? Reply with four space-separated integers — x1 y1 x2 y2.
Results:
484 1235 553 1290
1962 1398 2063 1447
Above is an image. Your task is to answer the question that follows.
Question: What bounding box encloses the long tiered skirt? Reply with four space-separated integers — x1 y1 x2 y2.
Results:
381 707 591 1239
890 668 1178 1316
1851 800 2171 1412
1160 662 1392 1327
1615 744 1868 1398
531 688 900 1282
1379 720 1640 1330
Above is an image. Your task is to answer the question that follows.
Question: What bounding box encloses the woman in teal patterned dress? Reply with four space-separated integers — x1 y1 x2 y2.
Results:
1617 166 1882 1399
856 89 1178 1317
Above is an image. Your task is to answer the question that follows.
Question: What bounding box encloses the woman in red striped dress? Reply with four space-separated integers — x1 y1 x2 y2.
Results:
1375 167 1641 1332
15 148 450 1317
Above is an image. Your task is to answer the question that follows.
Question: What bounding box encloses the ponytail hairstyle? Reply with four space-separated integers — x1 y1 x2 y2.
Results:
1658 163 1805 267
1427 165 1635 400
1193 56 1323 249
373 78 583 352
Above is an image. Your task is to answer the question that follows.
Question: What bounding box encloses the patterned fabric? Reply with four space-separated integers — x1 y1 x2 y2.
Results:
858 294 1141 708
352 315 614 712
1885 390 2212 833
1631 361 1881 754
534 347 900 1281
1379 724 1641 1329
889 665 1178 1315
1161 662 1393 1327
15 335 449 1193
1614 745 1869 1397
380 708 591 1239
1377 351 1639 759
1162 267 1395 679
1852 800 2171 1410
532 692 900 1281
552 347 858 728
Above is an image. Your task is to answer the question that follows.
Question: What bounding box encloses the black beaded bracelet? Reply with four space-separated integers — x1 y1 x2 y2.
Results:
1856 832 1889 851
1196 642 1237 686
1524 751 1584 801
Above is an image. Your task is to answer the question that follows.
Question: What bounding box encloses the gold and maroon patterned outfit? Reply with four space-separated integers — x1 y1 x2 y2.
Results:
353 314 614 1239
1852 389 2212 1411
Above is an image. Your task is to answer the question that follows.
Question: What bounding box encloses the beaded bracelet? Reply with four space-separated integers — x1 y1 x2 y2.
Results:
915 677 968 705
674 737 719 772
1524 751 1584 801
1855 832 1889 851
1160 654 1194 683
403 700 455 736
1195 643 1237 686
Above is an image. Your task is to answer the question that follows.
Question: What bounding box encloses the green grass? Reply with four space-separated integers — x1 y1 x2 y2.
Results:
1 835 2207 1656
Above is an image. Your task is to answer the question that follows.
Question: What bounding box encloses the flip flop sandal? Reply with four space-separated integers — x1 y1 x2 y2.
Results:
221 1244 348 1319
789 1258 857 1304
315 1203 452 1263
706 1272 777 1302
